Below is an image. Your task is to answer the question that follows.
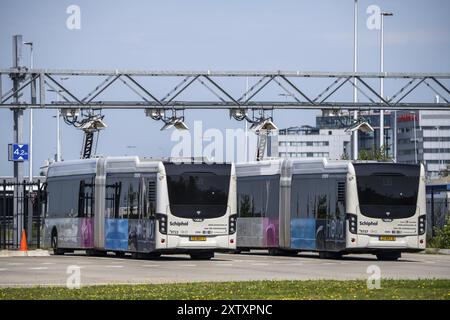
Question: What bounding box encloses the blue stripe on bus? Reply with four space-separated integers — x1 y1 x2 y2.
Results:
291 218 316 250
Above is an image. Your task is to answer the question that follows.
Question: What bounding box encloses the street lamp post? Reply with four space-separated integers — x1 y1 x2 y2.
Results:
353 0 359 160
56 105 60 161
56 77 69 161
379 11 393 156
23 40 34 245
24 41 33 181
245 77 249 162
48 77 68 162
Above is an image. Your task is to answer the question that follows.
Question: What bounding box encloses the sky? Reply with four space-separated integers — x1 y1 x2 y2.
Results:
1 0 450 176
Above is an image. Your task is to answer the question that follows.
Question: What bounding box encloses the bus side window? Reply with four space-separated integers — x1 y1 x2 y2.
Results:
105 182 121 219
126 181 140 220
78 178 95 218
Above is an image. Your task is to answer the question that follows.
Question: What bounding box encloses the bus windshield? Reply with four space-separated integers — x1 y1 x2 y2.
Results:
165 163 230 219
354 164 420 219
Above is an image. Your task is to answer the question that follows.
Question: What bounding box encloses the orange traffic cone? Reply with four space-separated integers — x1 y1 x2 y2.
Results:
20 229 28 252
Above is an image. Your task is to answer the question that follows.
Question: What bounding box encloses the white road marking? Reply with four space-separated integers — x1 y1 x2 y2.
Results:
215 263 233 266
29 267 48 270
41 262 55 265
0 268 8 271
7 263 24 266
106 265 124 268
141 265 160 267
251 263 269 266
179 264 197 267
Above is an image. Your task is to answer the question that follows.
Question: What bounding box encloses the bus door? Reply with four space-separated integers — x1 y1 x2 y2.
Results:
133 175 157 252
78 179 95 248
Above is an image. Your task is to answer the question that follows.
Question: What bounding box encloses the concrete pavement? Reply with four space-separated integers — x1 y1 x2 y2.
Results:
0 251 449 287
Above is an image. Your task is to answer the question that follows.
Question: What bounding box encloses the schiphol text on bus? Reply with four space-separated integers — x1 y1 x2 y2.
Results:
42 156 426 261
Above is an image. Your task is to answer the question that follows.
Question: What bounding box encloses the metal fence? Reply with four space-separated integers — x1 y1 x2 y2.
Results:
426 184 450 237
427 197 449 237
0 180 46 249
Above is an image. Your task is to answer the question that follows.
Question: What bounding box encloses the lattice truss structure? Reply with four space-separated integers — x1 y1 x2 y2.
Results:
1 69 449 112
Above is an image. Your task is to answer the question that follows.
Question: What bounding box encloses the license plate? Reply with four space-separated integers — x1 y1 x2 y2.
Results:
379 236 396 241
189 236 207 241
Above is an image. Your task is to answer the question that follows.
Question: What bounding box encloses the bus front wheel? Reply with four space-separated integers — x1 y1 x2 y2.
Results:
190 251 214 260
376 252 401 261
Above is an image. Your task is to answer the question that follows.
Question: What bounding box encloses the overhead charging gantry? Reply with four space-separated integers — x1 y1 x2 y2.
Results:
1 68 450 159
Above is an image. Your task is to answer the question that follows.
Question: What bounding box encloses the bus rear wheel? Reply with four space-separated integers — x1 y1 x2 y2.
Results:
269 248 298 256
51 232 65 255
86 249 107 257
190 252 214 260
319 251 342 259
376 252 401 261
143 252 161 259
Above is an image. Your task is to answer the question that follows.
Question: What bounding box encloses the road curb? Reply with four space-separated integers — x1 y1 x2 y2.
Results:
0 249 51 257
424 248 450 255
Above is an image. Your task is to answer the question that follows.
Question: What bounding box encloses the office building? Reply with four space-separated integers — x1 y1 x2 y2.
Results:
268 126 351 160
397 110 450 179
316 110 394 158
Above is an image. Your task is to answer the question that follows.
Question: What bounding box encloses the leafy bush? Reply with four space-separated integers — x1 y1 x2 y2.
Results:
429 216 450 249
358 145 391 161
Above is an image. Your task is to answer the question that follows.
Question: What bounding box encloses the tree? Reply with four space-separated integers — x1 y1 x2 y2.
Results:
358 145 391 161
438 164 450 178
340 152 350 160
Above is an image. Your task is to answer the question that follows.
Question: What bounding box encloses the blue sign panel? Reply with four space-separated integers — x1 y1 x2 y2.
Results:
105 219 128 251
8 144 29 161
291 218 316 250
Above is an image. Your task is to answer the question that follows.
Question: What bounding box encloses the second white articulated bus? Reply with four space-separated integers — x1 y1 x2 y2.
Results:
235 158 426 260
43 156 237 260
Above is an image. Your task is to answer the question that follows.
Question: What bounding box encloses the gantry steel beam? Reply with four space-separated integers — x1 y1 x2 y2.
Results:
1 69 449 110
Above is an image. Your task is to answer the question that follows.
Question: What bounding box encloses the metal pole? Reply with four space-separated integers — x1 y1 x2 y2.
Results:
24 42 34 182
353 0 358 160
437 126 441 172
24 42 34 245
379 12 393 156
55 77 68 162
413 112 417 164
12 35 24 248
380 13 384 153
393 110 397 162
56 106 60 161
245 77 249 162
431 188 435 237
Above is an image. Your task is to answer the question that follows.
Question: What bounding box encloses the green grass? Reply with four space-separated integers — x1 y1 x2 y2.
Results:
1 279 449 300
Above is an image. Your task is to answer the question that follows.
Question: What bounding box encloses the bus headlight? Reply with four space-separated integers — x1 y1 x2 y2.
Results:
229 214 237 235
418 215 426 235
347 214 357 234
156 213 167 235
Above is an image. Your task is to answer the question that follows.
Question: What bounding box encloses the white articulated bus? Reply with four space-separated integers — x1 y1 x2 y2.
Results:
43 156 237 260
235 158 426 260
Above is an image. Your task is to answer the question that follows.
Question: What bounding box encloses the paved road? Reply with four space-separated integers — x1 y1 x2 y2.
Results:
0 251 449 287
